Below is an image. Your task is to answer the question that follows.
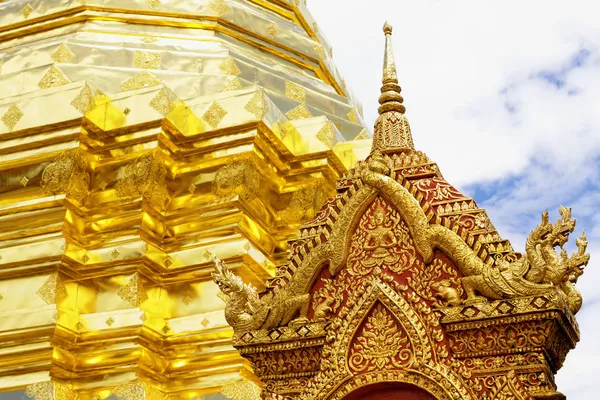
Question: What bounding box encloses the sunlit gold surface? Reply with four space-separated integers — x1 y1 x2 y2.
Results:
0 0 371 398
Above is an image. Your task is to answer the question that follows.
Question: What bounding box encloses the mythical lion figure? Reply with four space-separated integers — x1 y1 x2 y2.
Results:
462 207 589 312
211 257 310 332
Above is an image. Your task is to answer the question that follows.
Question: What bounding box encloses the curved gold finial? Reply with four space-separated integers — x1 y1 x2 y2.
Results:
372 22 415 153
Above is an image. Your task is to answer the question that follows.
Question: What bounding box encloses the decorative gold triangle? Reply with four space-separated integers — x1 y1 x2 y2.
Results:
38 65 70 89
51 44 74 63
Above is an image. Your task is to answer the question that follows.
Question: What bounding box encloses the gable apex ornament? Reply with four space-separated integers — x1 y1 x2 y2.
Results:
212 23 589 400
372 22 415 153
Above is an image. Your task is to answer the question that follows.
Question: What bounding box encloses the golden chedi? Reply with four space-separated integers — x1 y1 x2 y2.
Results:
0 0 370 399
212 23 589 400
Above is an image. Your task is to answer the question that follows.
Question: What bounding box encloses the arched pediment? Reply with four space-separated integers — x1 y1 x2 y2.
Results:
304 278 473 400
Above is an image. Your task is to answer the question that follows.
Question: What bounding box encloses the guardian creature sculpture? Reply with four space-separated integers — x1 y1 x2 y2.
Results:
461 207 589 312
211 257 310 332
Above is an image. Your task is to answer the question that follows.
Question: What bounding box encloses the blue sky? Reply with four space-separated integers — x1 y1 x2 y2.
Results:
309 0 600 397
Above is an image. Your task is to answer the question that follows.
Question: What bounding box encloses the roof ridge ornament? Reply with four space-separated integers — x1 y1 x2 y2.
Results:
371 22 415 154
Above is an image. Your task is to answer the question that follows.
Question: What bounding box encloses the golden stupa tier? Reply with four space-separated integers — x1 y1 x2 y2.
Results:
0 1 371 399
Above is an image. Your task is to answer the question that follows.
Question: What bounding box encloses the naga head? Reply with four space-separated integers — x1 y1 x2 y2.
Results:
540 206 577 248
211 257 249 296
562 232 590 283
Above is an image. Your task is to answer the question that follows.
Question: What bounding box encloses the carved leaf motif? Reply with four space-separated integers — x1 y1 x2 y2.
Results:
348 303 412 372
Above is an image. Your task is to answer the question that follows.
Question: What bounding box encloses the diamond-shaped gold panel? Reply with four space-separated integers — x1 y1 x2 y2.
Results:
133 50 161 69
2 104 24 131
38 65 70 89
183 296 192 306
146 0 160 9
220 77 243 92
188 184 196 194
141 35 157 44
202 102 227 129
20 176 29 187
266 24 277 38
70 84 96 115
36 273 68 305
209 0 229 16
120 72 161 90
20 4 33 19
110 249 120 259
346 109 358 123
285 104 312 120
285 81 305 103
314 44 326 60
149 87 175 116
354 129 368 140
105 317 115 327
51 44 74 63
317 122 336 148
244 90 268 119
201 318 209 327
117 273 149 307
219 57 241 76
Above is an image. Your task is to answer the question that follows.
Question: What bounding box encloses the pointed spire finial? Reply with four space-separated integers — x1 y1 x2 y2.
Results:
371 22 415 153
382 22 398 87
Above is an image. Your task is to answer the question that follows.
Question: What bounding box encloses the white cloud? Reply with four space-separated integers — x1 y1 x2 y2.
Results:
308 0 600 397
310 0 600 185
